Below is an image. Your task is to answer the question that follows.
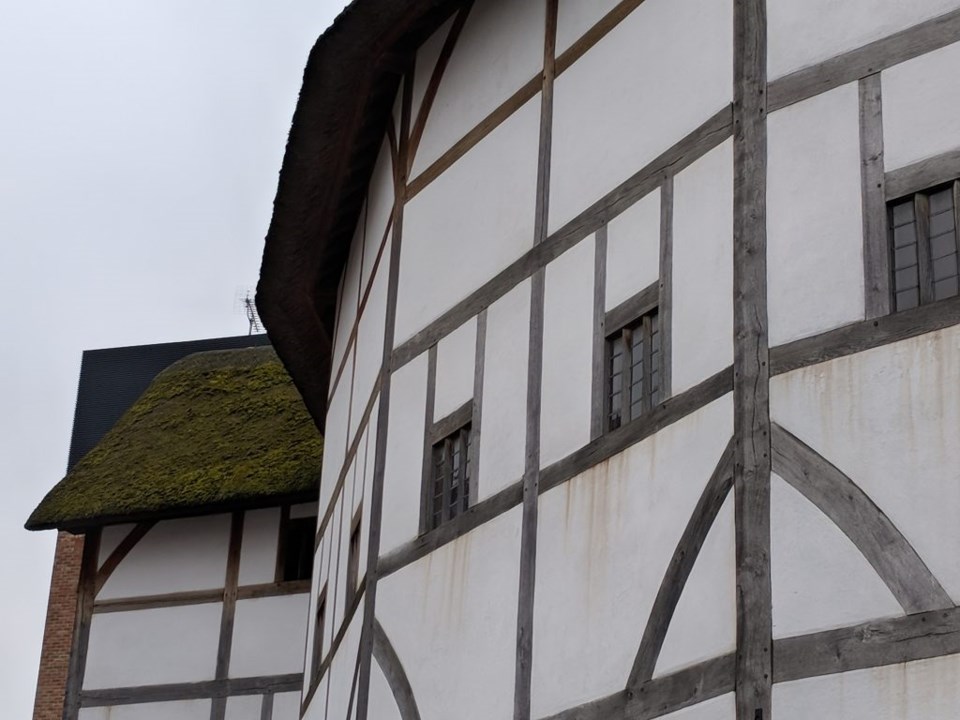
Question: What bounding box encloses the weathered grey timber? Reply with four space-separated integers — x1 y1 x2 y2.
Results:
590 226 608 440
212 512 244 720
392 108 733 371
859 73 890 319
539 691 626 720
658 177 673 399
733 1 772 719
419 346 438 534
373 620 422 720
471 309 487 505
605 281 659 337
63 530 100 720
767 7 960 112
626 655 734 720
260 692 274 720
93 588 223 614
429 399 472 444
770 294 960 375
629 440 735 687
79 674 303 707
93 522 155 595
771 424 952 613
886 147 960 200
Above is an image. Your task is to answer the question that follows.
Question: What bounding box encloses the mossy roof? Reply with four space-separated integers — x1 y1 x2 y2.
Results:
27 346 322 531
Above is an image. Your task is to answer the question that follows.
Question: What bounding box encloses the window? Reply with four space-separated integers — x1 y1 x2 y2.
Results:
345 511 361 608
606 308 661 431
278 514 316 582
889 181 959 312
311 585 327 683
427 424 472 531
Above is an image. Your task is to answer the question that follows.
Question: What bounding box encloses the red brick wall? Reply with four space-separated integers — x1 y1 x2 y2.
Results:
32 532 85 720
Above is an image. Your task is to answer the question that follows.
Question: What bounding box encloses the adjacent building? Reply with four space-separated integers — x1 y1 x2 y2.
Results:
256 1 960 720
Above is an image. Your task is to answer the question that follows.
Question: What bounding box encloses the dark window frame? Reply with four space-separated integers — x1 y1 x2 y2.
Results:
420 399 474 534
345 509 362 609
311 584 327 684
275 506 317 583
888 179 960 313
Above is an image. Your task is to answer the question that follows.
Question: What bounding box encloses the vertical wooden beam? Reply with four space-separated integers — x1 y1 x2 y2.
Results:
419 346 439 533
860 73 890 319
260 692 274 720
658 176 674 399
471 309 488 505
515 3 557 719
733 1 772 719
62 529 99 720
590 226 609 439
354 63 414 720
212 511 244 720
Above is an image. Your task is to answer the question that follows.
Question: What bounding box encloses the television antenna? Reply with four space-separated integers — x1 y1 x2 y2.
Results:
234 287 264 336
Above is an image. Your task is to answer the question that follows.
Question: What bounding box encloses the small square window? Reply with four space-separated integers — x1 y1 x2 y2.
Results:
427 424 472 531
606 308 661 431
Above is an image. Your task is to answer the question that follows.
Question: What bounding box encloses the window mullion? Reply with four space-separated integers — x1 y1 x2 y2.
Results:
915 193 934 305
620 328 633 426
441 438 453 524
641 315 653 413
954 181 960 261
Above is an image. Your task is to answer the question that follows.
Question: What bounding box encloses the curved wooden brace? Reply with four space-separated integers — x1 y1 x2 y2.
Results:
94 521 155 596
627 438 735 688
372 619 422 720
771 423 952 614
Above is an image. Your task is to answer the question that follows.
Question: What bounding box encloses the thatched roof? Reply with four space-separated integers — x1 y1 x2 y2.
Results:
27 347 322 531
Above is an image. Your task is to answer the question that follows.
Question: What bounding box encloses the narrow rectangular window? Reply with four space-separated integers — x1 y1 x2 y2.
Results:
345 512 361 608
311 586 327 683
889 180 960 311
280 515 316 582
606 308 660 431
427 424 472 531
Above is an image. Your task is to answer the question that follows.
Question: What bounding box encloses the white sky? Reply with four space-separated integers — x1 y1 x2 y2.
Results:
0 1 348 715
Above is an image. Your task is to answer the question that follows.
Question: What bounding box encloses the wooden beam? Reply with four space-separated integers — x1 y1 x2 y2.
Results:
63 529 100 720
429 398 472 444
373 620 422 720
260 692 274 720
555 0 648 75
471 309 488 506
79 674 303 707
859 73 890 319
94 522 155 596
538 691 626 720
419 346 439 534
590 226 608 440
625 654 734 720
771 424 952 613
658 177 674 400
212 511 244 720
886 147 960 201
604 281 659 336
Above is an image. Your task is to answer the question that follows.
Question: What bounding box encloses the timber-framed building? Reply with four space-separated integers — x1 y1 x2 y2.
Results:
256 1 960 719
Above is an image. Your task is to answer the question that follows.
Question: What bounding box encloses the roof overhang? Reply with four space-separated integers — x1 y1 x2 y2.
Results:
257 0 463 431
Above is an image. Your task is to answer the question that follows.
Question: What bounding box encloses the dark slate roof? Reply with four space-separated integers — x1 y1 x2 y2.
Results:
257 0 461 431
27 346 322 531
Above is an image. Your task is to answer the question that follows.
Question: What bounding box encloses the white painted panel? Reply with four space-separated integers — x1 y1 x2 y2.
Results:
770 325 960 601
301 673 327 720
369 656 403 720
671 139 733 394
662 692 735 720
550 0 732 233
333 218 364 376
768 83 864 346
410 0 545 176
655 495 735 677
225 695 261 720
768 0 960 80
541 236 594 467
478 280 530 499
883 40 960 171
238 507 280 586
320 354 351 515
79 700 211 720
771 474 901 639
351 239 390 440
98 523 135 565
412 16 456 127
291 502 318 520
84 603 221 688
773 655 960 720
326 609 362 720
378 507 522 720
98 515 230 600
605 189 661 311
272 692 302 720
398 96 540 344
361 138 396 290
556 0 622 54
435 316 477 421
381 354 427 554
230 594 309 677
531 396 733 717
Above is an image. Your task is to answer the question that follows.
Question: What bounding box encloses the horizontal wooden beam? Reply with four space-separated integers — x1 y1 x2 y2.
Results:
92 580 311 614
430 399 473 443
79 673 303 707
605 281 659 336
625 655 734 720
886 147 960 200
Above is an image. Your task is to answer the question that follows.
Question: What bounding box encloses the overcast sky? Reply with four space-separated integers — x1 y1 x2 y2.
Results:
0 1 348 715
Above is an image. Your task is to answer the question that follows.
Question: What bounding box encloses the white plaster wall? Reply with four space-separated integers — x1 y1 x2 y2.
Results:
655 494 735 678
478 280 530 499
368 657 402 720
605 189 661 312
531 396 733 717
883 40 960 171
84 603 222 688
377 506 521 720
550 0 732 233
541 236 594 467
773 655 960 720
351 240 390 441
237 507 280 586
768 0 960 81
671 140 733 394
361 138 396 291
302 673 327 720
272 692 301 720
319 357 351 517
397 96 540 344
767 83 864 347
325 610 362 720
79 700 210 720
98 523 135 564
230 595 309 677
380 354 427 553
662 693 735 720
770 325 960 601
225 695 261 720
412 16 455 127
556 0 622 54
410 0 545 176
98 515 230 600
434 316 477 421
771 473 901 639
332 219 364 377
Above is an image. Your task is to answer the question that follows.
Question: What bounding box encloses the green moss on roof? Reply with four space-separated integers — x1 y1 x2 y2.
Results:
27 346 322 531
